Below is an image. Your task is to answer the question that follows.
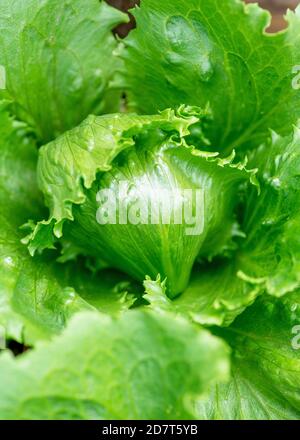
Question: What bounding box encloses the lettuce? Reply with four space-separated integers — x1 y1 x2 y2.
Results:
117 0 300 150
25 107 257 297
0 311 229 419
197 293 300 419
0 0 299 420
0 0 127 142
0 103 140 344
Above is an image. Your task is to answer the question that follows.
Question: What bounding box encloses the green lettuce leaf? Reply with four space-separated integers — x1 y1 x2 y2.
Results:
0 0 127 142
0 103 138 343
143 259 261 327
0 310 230 420
239 127 300 297
28 108 256 297
27 108 198 247
0 103 91 341
61 264 141 314
196 293 300 420
117 0 300 150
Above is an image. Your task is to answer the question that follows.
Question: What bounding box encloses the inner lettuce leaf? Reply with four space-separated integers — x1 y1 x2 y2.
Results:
26 108 257 297
196 293 300 420
0 102 141 344
116 0 300 150
0 310 230 420
0 0 127 142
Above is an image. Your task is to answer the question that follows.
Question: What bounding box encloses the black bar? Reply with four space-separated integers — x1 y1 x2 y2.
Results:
0 420 298 438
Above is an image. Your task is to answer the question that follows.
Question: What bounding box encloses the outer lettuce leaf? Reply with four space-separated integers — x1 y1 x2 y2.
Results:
117 0 300 150
0 104 91 342
0 310 230 420
0 0 127 142
61 265 141 314
172 260 260 326
0 103 138 343
239 127 300 297
143 260 261 327
28 109 256 297
196 293 300 420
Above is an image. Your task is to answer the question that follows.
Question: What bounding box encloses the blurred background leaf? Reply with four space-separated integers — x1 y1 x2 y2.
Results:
107 0 299 35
